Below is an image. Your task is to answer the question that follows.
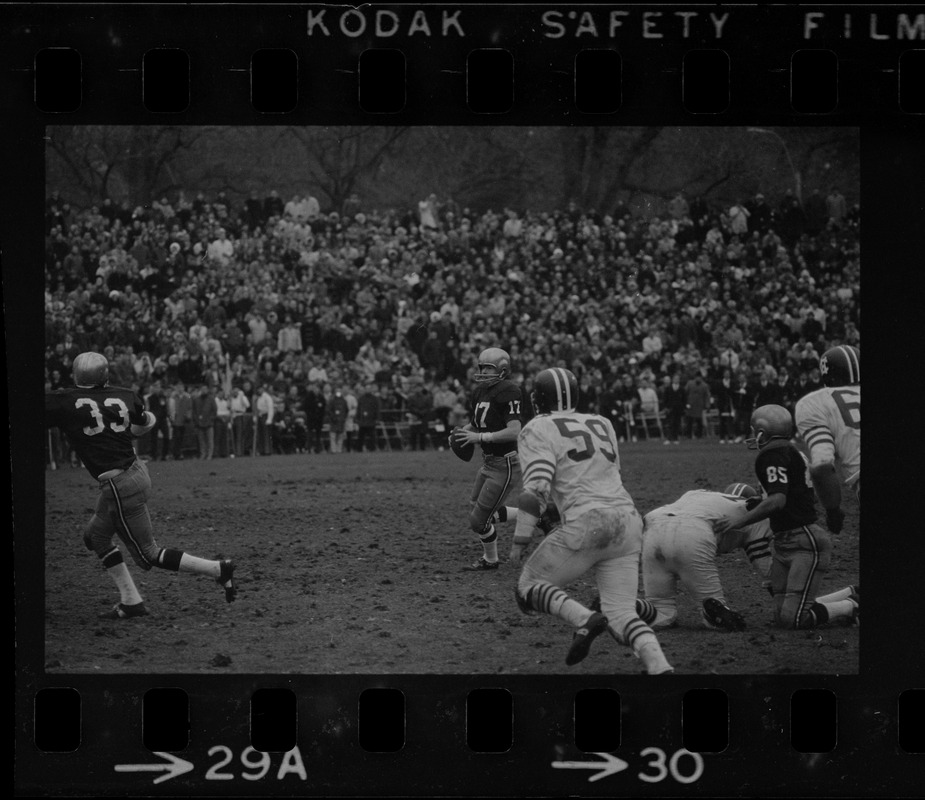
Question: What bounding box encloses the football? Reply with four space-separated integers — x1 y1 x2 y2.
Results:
449 427 474 462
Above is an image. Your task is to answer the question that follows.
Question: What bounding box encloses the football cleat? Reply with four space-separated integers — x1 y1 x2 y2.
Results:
702 597 747 631
565 612 609 666
99 601 149 620
217 559 237 602
463 557 500 572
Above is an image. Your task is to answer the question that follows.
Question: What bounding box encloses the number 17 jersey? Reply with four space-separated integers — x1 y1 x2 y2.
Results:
518 411 635 524
794 386 861 487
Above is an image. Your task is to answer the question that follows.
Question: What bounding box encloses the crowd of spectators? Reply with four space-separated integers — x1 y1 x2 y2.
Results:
44 181 860 464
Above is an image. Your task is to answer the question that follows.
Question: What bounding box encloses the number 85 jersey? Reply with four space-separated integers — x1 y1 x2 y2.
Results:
46 385 147 480
518 411 635 523
794 386 860 488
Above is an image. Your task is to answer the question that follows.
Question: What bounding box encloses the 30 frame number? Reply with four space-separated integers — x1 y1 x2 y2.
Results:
638 747 704 784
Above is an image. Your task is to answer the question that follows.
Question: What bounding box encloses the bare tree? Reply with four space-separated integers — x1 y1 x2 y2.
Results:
46 125 216 206
282 126 411 213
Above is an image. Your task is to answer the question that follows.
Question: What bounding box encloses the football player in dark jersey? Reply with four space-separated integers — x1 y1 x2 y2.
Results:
45 351 237 619
451 347 526 570
715 404 857 629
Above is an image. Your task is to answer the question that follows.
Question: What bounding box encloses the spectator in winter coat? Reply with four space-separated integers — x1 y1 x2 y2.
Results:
356 383 381 452
405 381 434 451
325 388 349 453
683 374 711 439
661 374 686 444
191 384 217 459
169 383 193 460
711 369 737 444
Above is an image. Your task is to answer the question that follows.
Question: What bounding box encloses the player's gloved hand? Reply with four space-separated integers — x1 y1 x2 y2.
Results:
825 507 845 534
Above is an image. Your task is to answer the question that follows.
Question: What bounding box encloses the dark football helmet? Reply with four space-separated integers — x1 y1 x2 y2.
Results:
72 351 110 388
724 483 759 499
819 345 860 387
531 368 579 414
474 347 511 385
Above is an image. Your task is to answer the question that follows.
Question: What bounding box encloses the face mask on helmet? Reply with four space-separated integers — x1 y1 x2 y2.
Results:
746 405 793 450
474 348 511 385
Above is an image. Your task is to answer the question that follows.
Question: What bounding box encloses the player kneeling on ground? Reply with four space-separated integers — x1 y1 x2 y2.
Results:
639 483 771 632
509 367 673 674
715 405 858 629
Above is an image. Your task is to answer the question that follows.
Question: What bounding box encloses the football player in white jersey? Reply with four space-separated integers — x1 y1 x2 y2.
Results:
509 367 673 674
641 483 772 631
794 345 860 534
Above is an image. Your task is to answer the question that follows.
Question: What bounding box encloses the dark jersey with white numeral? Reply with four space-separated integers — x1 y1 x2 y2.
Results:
754 440 817 532
46 385 147 480
468 379 525 457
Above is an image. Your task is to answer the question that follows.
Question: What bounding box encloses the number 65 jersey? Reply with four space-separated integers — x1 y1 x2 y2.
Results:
794 385 861 488
46 384 148 480
518 411 635 524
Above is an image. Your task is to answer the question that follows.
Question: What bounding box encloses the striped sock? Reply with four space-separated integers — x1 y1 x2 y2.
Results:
622 617 657 651
635 598 658 624
529 582 586 626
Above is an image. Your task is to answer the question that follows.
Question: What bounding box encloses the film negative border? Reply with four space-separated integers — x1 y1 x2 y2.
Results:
6 4 925 121
7 2 925 797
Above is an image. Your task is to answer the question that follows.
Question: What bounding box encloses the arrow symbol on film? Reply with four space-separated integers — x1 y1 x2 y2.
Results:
551 752 629 782
114 752 194 784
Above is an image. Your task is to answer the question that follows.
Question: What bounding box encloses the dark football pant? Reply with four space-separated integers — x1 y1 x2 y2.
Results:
84 459 162 570
770 524 832 629
469 453 521 534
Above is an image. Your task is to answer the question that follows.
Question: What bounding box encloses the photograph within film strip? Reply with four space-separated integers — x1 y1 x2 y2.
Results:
6 2 924 796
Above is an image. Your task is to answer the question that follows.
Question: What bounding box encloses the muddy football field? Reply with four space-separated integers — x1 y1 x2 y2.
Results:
42 440 859 676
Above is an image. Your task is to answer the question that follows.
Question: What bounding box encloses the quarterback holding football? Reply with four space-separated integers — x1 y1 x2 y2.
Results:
449 347 526 571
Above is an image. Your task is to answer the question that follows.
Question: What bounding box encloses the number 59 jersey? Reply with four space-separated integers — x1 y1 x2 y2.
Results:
518 411 635 524
794 386 860 487
46 385 148 480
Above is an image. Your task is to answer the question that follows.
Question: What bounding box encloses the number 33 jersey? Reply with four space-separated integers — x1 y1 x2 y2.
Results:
518 411 635 523
46 385 148 480
794 385 860 487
